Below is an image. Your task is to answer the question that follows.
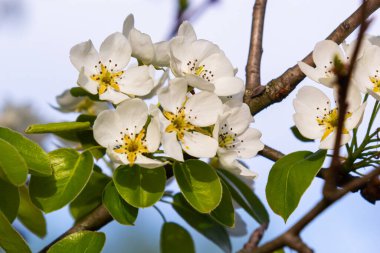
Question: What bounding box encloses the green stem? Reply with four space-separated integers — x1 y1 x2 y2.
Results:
153 205 167 223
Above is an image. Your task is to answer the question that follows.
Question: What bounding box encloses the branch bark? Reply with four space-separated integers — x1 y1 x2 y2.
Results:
247 0 380 116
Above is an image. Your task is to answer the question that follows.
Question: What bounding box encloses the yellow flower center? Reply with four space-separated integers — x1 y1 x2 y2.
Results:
219 134 234 148
75 97 97 115
113 129 148 165
163 108 196 141
316 108 352 141
90 64 124 95
369 76 380 93
186 59 214 82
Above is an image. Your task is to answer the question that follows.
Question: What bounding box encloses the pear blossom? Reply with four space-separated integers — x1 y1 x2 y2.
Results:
70 32 154 104
293 86 366 149
169 36 244 96
213 100 264 179
157 78 222 161
93 98 164 168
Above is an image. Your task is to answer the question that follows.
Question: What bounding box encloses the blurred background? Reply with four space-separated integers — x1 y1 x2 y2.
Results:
1 0 380 252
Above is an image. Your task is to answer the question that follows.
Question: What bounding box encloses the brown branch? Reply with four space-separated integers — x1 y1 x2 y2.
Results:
247 0 380 116
240 223 268 252
244 0 268 102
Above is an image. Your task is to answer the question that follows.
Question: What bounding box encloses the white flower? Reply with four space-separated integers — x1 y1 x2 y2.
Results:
157 78 222 161
93 98 164 168
70 32 154 104
213 100 263 179
353 45 380 100
169 37 244 96
55 89 108 115
293 86 366 149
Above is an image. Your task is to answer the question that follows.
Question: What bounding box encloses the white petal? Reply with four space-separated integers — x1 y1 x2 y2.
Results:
128 28 155 64
298 61 329 85
222 100 252 135
56 89 82 111
219 152 257 180
107 147 129 165
184 74 215 91
182 132 218 158
177 21 197 42
319 132 351 149
199 53 234 79
70 40 99 73
77 67 99 95
152 41 170 67
333 84 362 112
93 110 123 147
122 14 134 37
162 132 184 161
99 87 130 104
185 91 223 126
158 78 187 113
115 99 148 136
135 154 166 169
146 113 161 153
313 40 345 67
293 113 324 139
294 86 331 117
345 102 367 130
119 65 154 96
99 32 131 71
213 76 245 97
235 128 264 159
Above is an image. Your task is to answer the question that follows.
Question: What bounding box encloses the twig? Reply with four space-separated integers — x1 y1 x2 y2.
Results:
247 0 380 116
240 223 268 252
244 0 268 102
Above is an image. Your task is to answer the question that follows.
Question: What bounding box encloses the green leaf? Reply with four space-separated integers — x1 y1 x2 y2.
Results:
0 139 28 186
0 177 19 222
113 165 166 208
0 211 31 253
266 150 326 222
172 194 231 253
70 169 110 221
0 127 51 176
290 126 314 142
173 160 222 213
210 181 234 227
160 222 195 253
102 182 138 225
47 231 105 253
218 169 269 225
273 249 285 253
77 130 106 160
29 148 94 213
70 87 100 101
18 186 47 238
25 122 91 134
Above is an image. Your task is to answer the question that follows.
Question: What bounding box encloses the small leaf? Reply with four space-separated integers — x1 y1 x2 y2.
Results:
0 177 19 222
47 231 105 253
113 165 166 208
218 169 269 225
0 138 28 186
18 186 47 238
25 121 91 134
0 127 51 176
77 130 106 160
290 126 314 142
103 182 138 225
29 149 94 213
70 87 100 101
173 160 222 213
266 150 326 222
160 222 195 253
70 170 110 221
172 194 231 253
210 181 235 227
0 211 31 253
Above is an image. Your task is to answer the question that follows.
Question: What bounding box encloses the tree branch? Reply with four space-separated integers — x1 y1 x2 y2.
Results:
244 0 268 102
247 0 380 116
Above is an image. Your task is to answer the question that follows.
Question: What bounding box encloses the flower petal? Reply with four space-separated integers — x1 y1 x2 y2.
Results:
158 78 187 113
152 41 170 67
219 151 257 180
222 100 252 135
135 154 166 169
115 99 148 136
345 102 367 130
294 86 331 118
319 132 351 150
234 128 264 159
298 61 329 86
313 40 345 67
77 67 99 95
122 14 134 37
119 65 154 96
107 147 129 165
185 91 223 126
128 28 155 64
199 53 234 79
213 76 245 97
182 132 218 158
162 132 184 161
99 87 130 104
146 110 161 153
93 110 123 147
177 21 197 42
99 32 132 71
293 113 324 139
184 74 215 91
70 40 99 73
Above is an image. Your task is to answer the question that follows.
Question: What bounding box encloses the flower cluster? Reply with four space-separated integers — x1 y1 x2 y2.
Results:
62 14 264 178
294 37 380 149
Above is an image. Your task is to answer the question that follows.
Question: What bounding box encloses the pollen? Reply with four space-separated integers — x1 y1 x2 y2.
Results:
316 108 352 141
91 63 124 95
163 108 196 141
113 129 148 165
369 75 380 93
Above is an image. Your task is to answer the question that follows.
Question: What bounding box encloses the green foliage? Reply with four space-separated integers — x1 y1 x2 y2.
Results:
25 121 91 134
29 148 94 213
0 178 19 222
0 127 51 176
18 186 47 238
47 231 105 253
218 169 269 225
70 87 100 101
266 150 326 222
0 138 28 186
210 181 235 227
160 222 195 253
290 126 314 142
172 194 232 253
113 165 166 208
0 211 31 253
103 182 138 225
173 160 222 213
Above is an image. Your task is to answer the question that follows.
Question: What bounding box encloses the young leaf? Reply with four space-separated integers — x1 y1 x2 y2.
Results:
160 222 195 253
172 194 232 253
0 211 32 253
0 177 19 222
266 150 326 222
18 186 47 238
210 181 235 227
70 170 110 221
0 127 51 176
70 87 100 101
102 182 138 225
47 231 105 253
29 149 94 213
217 169 269 225
0 138 28 186
113 165 166 208
290 126 314 142
173 160 222 213
25 121 91 134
